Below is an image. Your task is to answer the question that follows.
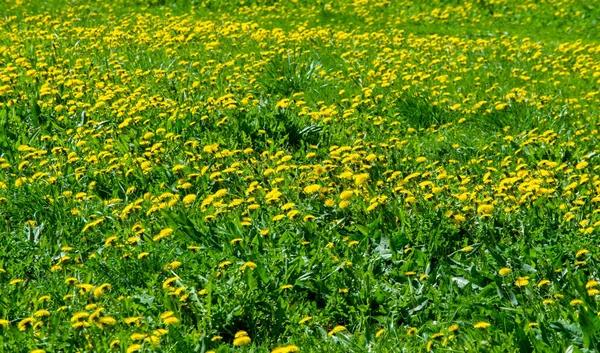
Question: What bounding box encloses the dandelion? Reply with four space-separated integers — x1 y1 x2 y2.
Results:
272 345 300 353
126 344 143 353
474 321 491 329
537 280 551 287
162 277 179 289
163 316 179 325
183 194 196 204
515 277 530 287
570 299 583 306
33 309 50 318
233 331 251 346
303 184 321 194
299 316 312 324
153 228 174 242
498 267 511 276
328 325 346 336
353 173 369 186
241 261 257 271
576 249 590 258
340 190 354 200
18 317 36 331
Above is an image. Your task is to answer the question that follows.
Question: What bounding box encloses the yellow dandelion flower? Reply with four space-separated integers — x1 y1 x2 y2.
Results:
474 321 491 329
537 280 551 287
303 184 321 194
183 194 197 204
328 325 346 336
126 344 143 353
230 238 243 245
33 309 50 318
498 267 511 276
233 336 251 346
515 276 530 287
299 316 312 324
570 299 583 306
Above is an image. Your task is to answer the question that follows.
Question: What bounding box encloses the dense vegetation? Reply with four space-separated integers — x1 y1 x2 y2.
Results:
1 0 600 351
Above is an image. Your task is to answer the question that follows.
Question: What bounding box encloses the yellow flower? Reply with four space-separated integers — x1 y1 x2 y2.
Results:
98 316 117 325
105 236 118 246
299 316 312 324
474 321 491 329
340 190 354 200
70 312 89 322
448 324 459 332
33 309 50 318
233 336 251 346
131 333 148 341
153 228 174 242
18 317 36 331
477 204 494 215
498 267 511 276
407 327 417 336
126 344 143 353
163 316 179 325
0 319 9 327
93 283 112 297
124 317 141 325
576 161 588 170
537 280 551 287
328 325 346 336
576 249 590 258
376 328 385 337
162 277 179 289
494 103 508 110
515 276 530 287
460 246 473 252
272 345 300 353
353 173 369 186
241 261 257 271
570 299 583 306
183 194 196 204
303 184 321 194
230 238 243 245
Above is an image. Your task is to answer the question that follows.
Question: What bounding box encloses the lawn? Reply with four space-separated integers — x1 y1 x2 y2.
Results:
1 0 600 352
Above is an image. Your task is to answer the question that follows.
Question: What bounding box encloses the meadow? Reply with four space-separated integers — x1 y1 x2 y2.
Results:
1 0 600 351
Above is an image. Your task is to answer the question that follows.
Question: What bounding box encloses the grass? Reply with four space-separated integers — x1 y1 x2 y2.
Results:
1 0 600 352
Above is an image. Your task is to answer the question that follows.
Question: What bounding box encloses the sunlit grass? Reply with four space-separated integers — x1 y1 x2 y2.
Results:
1 0 600 352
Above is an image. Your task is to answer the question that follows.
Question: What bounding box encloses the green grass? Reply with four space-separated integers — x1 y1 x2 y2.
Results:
1 0 600 352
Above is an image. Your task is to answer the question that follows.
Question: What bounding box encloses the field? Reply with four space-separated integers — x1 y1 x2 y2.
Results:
1 0 600 351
